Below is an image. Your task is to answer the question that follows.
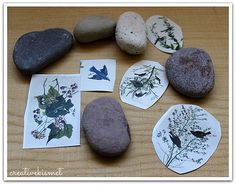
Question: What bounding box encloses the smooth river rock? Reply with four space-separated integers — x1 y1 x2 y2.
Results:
166 48 215 98
82 97 131 157
13 28 73 74
73 16 116 43
115 11 147 54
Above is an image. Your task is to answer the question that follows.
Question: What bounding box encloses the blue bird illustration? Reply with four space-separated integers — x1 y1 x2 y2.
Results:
89 65 110 81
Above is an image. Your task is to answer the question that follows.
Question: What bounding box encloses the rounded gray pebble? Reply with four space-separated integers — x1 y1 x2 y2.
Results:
166 48 215 98
82 97 131 157
73 16 116 43
13 28 73 74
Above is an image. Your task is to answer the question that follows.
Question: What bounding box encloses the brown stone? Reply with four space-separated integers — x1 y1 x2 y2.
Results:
81 97 131 157
165 48 215 98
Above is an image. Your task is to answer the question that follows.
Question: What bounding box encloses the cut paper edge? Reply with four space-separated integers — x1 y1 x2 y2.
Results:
80 59 116 92
119 60 169 109
152 104 222 174
23 74 81 149
146 15 184 54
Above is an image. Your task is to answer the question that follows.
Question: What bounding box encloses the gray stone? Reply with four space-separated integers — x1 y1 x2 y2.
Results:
73 16 116 43
13 28 73 74
82 97 131 157
115 11 147 54
165 48 215 98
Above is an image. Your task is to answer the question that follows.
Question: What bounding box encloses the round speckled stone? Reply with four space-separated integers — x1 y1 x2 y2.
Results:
165 48 215 98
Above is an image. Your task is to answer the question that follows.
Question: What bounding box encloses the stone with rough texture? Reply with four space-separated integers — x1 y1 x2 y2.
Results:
166 48 215 98
82 97 131 157
13 28 73 74
115 11 147 54
73 16 116 43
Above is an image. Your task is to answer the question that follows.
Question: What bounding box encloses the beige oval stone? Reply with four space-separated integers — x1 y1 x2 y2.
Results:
115 11 147 54
73 16 116 43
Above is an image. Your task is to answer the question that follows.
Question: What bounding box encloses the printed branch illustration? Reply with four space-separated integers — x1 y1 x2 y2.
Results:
32 78 78 144
157 105 213 168
150 16 182 51
120 65 164 99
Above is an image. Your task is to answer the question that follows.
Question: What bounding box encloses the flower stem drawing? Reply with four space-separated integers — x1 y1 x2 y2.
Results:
32 78 78 144
150 16 183 51
156 105 215 168
120 64 164 99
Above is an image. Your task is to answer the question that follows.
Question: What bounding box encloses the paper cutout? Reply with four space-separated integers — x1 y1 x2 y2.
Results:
119 60 168 109
152 104 221 174
80 59 116 91
146 15 183 53
23 74 81 148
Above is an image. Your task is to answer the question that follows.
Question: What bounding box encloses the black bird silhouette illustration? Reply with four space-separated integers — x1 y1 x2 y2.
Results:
135 92 147 97
134 72 146 77
191 131 211 138
155 75 161 84
169 131 181 148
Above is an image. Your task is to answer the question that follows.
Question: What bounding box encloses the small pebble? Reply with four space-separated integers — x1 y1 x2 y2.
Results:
165 48 215 98
73 16 116 43
13 28 73 74
82 97 131 157
115 11 147 54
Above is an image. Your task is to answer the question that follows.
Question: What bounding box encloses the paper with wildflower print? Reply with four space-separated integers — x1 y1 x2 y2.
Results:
80 59 116 92
146 15 183 53
152 104 221 174
23 74 81 148
119 60 168 109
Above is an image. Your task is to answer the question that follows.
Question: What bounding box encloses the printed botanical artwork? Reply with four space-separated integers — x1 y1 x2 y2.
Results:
88 65 110 81
152 104 221 174
23 74 81 148
119 60 168 109
146 15 183 53
80 59 116 91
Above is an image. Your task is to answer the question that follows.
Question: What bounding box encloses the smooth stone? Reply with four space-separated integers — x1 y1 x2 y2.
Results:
115 11 147 54
166 48 215 98
73 16 116 43
13 28 73 74
82 97 131 157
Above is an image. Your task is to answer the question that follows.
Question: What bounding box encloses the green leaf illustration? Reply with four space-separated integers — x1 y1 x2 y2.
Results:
47 123 73 144
64 124 73 138
35 95 48 110
35 86 60 110
47 86 60 99
45 95 74 118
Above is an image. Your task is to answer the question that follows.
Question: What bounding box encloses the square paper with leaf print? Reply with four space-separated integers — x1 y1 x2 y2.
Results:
119 60 168 109
80 59 116 92
152 104 221 174
23 74 81 148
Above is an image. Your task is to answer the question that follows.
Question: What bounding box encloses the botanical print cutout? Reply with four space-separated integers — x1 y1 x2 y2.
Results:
152 104 221 174
80 59 116 91
23 74 81 148
119 60 168 109
146 15 183 53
